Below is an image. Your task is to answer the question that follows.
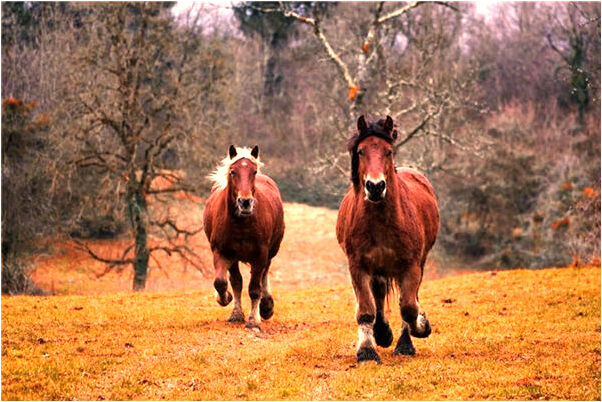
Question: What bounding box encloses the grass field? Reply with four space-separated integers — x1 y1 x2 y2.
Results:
2 202 601 400
2 266 600 400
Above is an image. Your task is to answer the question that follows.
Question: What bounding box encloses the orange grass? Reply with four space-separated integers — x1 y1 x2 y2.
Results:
4 202 600 399
2 267 600 400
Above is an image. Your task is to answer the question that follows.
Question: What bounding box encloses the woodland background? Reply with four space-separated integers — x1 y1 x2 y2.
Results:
1 1 600 293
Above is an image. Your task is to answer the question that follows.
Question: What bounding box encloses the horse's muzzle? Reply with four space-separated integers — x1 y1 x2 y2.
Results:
236 197 255 215
365 179 386 202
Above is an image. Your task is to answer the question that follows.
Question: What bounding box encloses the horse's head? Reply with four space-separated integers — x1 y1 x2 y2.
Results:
348 115 398 203
227 145 260 216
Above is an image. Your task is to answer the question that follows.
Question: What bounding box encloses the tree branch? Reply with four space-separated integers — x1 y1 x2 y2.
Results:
283 6 357 89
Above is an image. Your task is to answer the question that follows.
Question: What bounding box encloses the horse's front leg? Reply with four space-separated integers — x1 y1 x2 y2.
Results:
371 276 393 348
227 262 245 322
212 250 233 307
350 260 379 363
394 263 431 356
246 252 268 330
259 261 274 320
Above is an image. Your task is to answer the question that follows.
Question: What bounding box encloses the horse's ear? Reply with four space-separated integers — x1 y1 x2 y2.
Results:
251 145 259 159
229 145 237 159
357 115 367 133
384 115 394 133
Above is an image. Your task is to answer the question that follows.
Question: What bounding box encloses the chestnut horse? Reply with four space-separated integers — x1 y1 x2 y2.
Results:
203 145 285 330
336 115 439 363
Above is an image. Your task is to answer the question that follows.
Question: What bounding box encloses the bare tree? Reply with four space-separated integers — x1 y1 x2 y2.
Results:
64 3 209 290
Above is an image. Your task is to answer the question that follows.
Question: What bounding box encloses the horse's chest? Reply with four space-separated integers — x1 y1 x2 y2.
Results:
350 219 416 272
219 226 263 261
362 245 397 270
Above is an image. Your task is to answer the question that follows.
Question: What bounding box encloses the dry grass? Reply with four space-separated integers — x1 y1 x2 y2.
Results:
2 266 600 400
4 202 600 400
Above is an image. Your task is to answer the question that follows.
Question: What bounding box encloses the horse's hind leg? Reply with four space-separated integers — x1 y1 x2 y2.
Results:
371 276 393 348
213 251 233 307
394 264 431 356
227 262 245 323
350 262 380 363
259 262 274 320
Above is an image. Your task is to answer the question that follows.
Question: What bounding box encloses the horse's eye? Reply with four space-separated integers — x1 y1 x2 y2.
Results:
386 150 393 157
357 149 364 156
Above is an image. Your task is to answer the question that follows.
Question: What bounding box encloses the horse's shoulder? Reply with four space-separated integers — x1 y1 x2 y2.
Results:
256 174 283 200
395 166 435 196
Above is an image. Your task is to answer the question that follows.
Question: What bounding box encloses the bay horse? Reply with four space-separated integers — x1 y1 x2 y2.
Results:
203 145 285 330
336 115 439 363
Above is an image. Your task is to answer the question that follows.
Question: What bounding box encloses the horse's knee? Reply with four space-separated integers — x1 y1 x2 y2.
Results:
214 278 232 306
214 278 228 294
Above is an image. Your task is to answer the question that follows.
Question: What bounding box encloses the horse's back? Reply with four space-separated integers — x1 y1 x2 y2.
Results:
396 166 439 251
396 167 436 198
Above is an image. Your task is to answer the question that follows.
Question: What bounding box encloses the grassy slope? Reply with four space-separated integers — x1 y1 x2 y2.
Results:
2 266 600 400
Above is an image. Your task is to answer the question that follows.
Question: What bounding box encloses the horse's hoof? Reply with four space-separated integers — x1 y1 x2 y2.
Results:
217 291 233 307
394 343 416 356
259 296 274 320
374 319 393 348
394 326 416 356
357 346 381 364
245 320 261 331
227 310 245 323
410 315 431 338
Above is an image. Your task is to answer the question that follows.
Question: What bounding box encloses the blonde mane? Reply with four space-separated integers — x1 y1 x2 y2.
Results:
207 147 264 191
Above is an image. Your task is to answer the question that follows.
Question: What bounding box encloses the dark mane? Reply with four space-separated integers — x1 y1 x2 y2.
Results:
347 116 398 187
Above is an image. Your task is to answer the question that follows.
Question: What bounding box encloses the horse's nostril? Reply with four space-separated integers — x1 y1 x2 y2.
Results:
366 180 386 195
238 198 254 209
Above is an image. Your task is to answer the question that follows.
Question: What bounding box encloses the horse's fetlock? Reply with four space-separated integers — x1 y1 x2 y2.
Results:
260 296 274 320
373 317 393 348
401 305 418 324
357 313 375 325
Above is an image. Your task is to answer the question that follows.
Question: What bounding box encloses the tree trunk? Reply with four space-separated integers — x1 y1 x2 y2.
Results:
128 179 149 291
